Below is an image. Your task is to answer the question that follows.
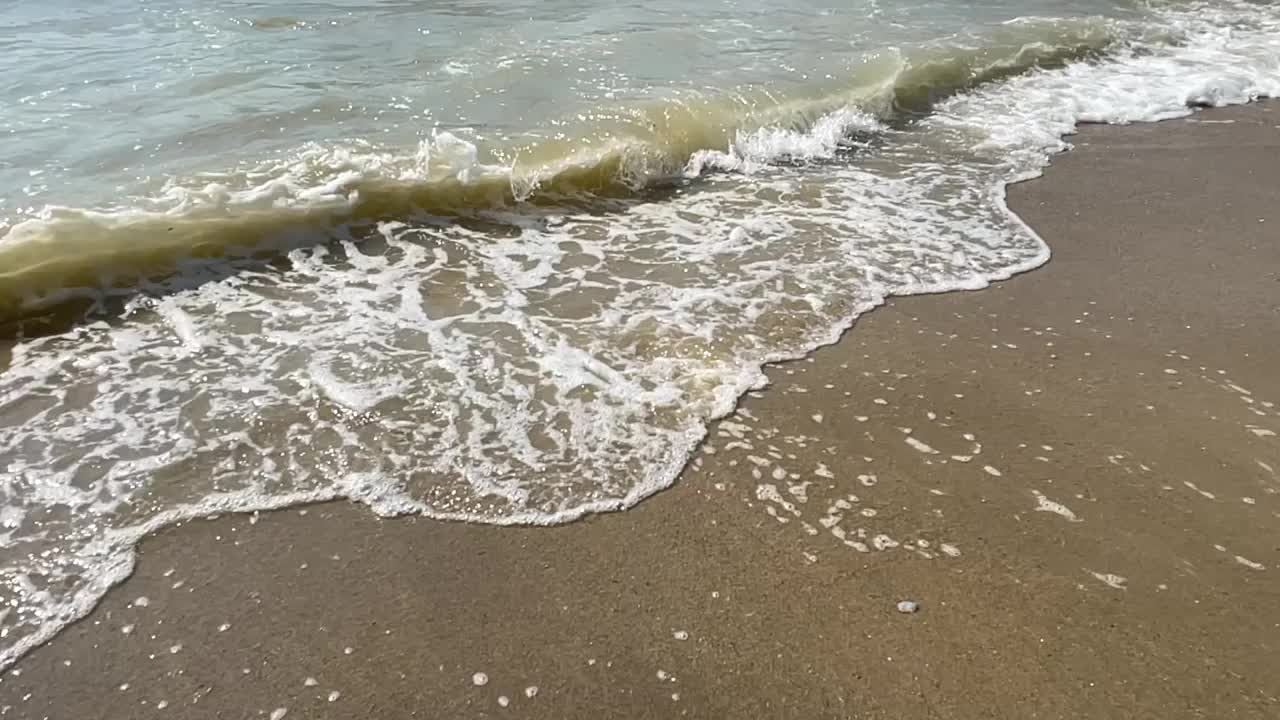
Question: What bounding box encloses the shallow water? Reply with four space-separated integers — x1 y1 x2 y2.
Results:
1 0 1278 669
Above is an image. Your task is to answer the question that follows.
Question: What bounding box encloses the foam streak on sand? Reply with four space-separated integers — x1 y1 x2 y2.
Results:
1032 491 1082 522
1 1 1280 671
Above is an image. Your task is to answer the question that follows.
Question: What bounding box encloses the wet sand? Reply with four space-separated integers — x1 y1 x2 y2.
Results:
3 103 1279 719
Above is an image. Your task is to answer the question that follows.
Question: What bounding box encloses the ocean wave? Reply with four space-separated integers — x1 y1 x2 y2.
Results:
0 15 1129 324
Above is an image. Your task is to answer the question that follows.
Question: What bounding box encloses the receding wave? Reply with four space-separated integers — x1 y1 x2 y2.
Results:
0 18 1121 325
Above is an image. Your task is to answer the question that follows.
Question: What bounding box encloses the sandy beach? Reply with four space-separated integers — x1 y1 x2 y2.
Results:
2 103 1278 719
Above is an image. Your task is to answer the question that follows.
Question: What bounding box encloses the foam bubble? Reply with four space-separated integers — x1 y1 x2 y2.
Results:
1235 556 1265 571
1032 491 1081 523
905 437 939 455
1089 571 1128 590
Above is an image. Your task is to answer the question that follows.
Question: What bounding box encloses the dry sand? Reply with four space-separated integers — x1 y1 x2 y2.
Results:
2 103 1278 719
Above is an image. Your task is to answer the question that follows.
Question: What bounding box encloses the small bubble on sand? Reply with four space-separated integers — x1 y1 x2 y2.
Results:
1089 571 1128 590
657 669 670 681
304 678 318 687
896 600 919 613
157 700 168 710
328 691 341 702
121 624 134 635
1183 481 1216 500
525 686 539 698
168 644 182 654
472 672 489 687
1235 556 1265 571
1032 491 1080 522
872 534 899 550
673 630 689 641
133 597 150 608
905 437 938 454
498 696 510 707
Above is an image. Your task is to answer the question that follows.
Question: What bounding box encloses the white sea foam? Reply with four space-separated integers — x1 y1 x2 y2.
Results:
1089 571 1128 590
905 437 939 455
1 1 1279 672
686 107 885 175
1032 491 1081 522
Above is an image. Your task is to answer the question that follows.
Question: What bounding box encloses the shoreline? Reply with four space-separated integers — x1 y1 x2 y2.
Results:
2 102 1279 718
